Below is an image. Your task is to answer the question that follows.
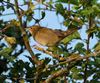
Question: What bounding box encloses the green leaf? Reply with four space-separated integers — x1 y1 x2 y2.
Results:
63 19 70 26
71 67 81 73
41 11 45 19
0 0 3 2
44 57 51 64
71 67 83 80
80 7 94 16
72 5 82 10
55 3 64 15
60 31 81 44
75 42 84 48
6 0 12 9
86 28 96 34
46 0 53 10
72 21 80 27
57 0 79 5
92 5 100 13
96 58 100 64
0 6 5 11
74 42 86 54
6 5 11 9
96 32 100 38
93 42 100 52
0 48 12 55
30 2 35 10
0 48 15 61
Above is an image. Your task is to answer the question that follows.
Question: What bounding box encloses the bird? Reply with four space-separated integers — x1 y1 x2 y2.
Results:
29 25 81 47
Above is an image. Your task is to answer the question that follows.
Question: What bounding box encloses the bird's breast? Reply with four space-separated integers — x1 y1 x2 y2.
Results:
34 28 60 46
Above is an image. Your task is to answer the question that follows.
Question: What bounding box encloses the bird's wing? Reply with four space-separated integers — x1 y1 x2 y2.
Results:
53 30 65 37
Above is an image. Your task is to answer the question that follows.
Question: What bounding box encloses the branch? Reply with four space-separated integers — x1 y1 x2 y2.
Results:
14 0 40 65
3 1 24 12
83 15 94 83
33 45 66 61
45 68 68 83
44 62 77 83
53 50 100 67
33 45 100 67
44 50 100 83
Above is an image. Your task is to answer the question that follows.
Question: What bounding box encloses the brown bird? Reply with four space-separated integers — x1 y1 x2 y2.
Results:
29 25 81 47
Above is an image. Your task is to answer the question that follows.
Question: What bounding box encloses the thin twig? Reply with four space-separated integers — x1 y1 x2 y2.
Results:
14 0 40 65
3 1 23 12
44 50 100 83
83 15 94 83
33 45 65 60
44 62 78 83
52 50 100 67
33 45 100 67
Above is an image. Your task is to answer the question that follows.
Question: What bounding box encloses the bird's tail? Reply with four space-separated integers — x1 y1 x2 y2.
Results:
63 26 82 37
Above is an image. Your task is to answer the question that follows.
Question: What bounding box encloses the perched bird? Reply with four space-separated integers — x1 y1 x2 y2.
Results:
29 25 81 47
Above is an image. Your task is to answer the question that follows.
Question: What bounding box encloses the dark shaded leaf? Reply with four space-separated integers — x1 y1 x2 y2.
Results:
0 6 5 11
74 42 86 54
57 0 79 5
93 42 100 52
0 0 3 2
55 3 64 15
41 11 45 19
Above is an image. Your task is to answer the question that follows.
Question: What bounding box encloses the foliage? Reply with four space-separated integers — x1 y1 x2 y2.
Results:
0 0 100 83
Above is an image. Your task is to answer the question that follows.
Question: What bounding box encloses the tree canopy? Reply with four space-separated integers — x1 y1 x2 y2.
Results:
0 0 100 83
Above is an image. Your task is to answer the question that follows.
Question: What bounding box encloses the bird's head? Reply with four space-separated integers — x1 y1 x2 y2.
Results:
28 25 41 36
